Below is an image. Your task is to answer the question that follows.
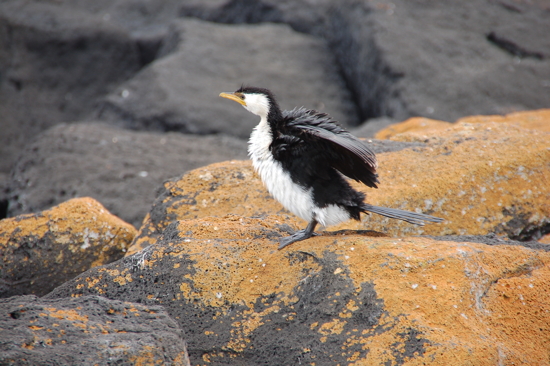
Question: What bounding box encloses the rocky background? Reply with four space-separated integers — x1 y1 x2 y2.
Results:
1 0 549 365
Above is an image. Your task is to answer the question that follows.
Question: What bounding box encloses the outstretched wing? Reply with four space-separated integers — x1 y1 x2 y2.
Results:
275 107 379 188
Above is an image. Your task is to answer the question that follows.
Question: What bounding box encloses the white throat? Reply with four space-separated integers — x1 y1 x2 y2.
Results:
243 93 270 120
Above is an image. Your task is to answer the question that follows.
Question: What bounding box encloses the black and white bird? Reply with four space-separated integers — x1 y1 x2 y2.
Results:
220 86 443 249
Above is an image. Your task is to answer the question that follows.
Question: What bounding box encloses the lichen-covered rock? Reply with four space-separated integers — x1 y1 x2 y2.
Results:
375 109 550 139
127 112 549 255
370 119 549 240
47 220 550 365
126 161 299 255
0 295 190 365
0 197 136 297
372 109 550 240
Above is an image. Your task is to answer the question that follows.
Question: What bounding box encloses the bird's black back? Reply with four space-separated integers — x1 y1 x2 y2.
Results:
270 107 379 213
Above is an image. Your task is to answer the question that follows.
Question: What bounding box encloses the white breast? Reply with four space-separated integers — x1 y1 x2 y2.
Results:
248 119 314 223
248 118 351 227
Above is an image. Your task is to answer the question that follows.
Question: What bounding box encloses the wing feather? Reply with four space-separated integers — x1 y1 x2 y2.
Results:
280 108 379 188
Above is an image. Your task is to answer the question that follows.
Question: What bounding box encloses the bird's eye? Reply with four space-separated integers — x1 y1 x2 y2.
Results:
236 92 245 100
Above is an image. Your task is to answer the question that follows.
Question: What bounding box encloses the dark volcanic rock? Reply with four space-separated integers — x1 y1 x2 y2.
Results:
350 117 401 138
45 218 550 365
0 173 8 220
182 0 550 122
6 122 248 228
0 197 136 298
0 295 190 365
363 0 550 121
44 220 406 365
0 1 143 174
95 18 358 137
0 0 187 175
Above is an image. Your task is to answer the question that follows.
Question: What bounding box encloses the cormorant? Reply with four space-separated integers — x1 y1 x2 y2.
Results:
220 86 443 249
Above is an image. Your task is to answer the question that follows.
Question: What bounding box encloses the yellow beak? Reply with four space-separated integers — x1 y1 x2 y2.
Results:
219 92 246 106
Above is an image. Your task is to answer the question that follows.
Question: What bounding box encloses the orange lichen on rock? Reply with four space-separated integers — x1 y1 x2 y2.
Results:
164 236 550 364
1 295 190 365
64 214 550 365
458 109 550 133
375 108 550 140
361 125 548 237
114 109 550 362
367 110 549 238
127 110 549 257
0 197 136 297
126 164 301 255
374 117 452 140
328 237 550 365
160 219 311 311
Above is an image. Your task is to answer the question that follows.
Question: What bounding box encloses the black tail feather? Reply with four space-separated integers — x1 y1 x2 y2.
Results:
361 204 444 226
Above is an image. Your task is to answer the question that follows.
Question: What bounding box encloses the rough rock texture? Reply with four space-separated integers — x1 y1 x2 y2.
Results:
0 1 142 173
47 220 550 365
3 0 549 178
0 173 8 219
372 110 550 240
182 0 550 122
0 295 190 365
0 197 136 298
96 18 357 137
6 122 248 228
126 140 423 255
126 110 549 255
366 114 550 240
376 109 550 139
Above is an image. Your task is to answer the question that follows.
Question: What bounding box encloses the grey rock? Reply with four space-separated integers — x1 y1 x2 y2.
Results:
45 223 390 365
182 0 550 122
351 117 400 138
2 0 550 222
45 222 548 365
0 173 8 219
362 138 426 155
427 233 550 252
6 122 248 227
0 1 143 173
364 0 550 122
179 0 333 36
52 0 189 65
95 18 358 137
0 295 190 365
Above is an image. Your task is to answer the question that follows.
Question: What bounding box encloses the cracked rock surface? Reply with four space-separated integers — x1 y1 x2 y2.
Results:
47 218 550 365
0 295 190 365
0 197 136 297
0 1 549 364
2 0 549 215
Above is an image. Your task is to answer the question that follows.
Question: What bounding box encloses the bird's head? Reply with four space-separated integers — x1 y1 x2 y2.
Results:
220 86 281 121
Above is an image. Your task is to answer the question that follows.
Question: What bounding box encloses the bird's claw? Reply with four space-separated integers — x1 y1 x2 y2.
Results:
278 229 317 250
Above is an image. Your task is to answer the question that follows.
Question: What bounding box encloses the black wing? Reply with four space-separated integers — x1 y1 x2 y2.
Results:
273 107 379 188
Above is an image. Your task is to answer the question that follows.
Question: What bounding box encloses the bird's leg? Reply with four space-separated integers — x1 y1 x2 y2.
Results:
278 220 318 250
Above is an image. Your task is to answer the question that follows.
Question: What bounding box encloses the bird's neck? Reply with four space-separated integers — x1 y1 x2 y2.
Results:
266 103 284 132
